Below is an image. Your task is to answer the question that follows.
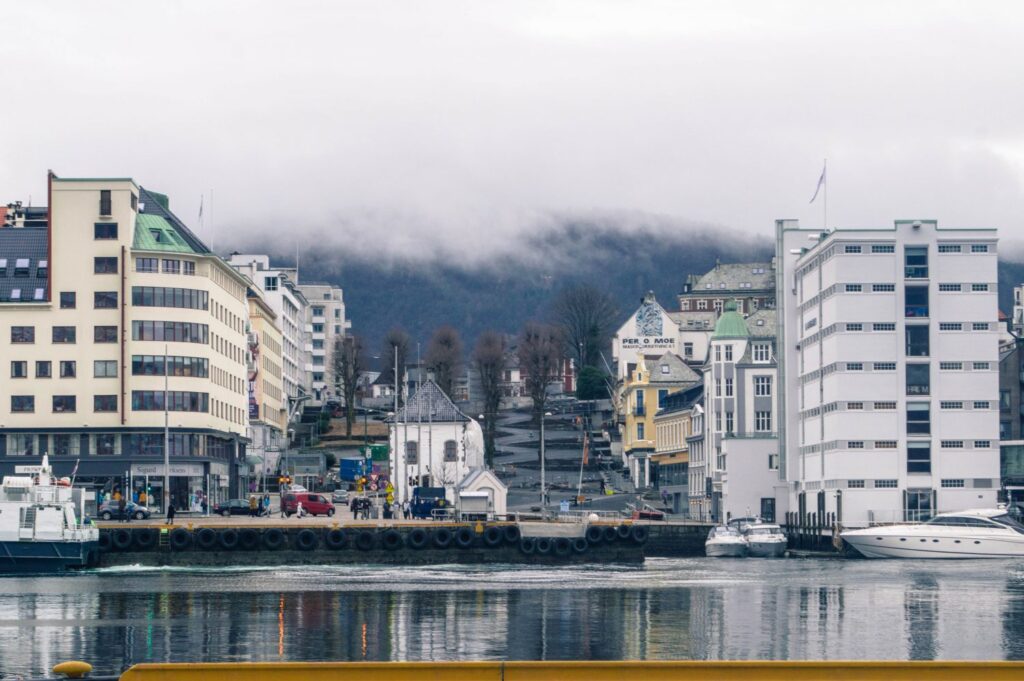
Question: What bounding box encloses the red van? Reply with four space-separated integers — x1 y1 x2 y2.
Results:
282 492 335 517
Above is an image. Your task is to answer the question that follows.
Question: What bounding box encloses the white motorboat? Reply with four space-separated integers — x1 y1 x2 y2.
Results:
705 525 748 557
742 523 788 557
841 508 1024 559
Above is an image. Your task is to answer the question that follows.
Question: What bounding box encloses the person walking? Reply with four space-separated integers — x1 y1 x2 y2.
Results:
166 503 176 525
263 493 271 517
350 497 358 519
249 495 258 518
118 495 127 523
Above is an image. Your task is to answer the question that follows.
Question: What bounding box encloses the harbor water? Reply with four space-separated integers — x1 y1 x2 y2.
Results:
2 557 1024 677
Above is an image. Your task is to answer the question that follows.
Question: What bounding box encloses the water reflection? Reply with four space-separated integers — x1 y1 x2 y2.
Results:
1 559 1023 676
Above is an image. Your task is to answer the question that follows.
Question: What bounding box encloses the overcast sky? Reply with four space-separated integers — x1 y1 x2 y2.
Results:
3 1 1024 260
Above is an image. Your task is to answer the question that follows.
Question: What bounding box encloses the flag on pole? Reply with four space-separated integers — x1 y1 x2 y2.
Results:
582 432 589 465
809 163 826 203
198 195 204 222
71 459 79 478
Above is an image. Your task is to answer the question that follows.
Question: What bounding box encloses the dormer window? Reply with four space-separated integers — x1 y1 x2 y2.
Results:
14 258 29 277
150 229 164 243
661 364 670 374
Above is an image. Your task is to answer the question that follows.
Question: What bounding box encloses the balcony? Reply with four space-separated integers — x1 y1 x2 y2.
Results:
904 266 929 279
904 305 929 318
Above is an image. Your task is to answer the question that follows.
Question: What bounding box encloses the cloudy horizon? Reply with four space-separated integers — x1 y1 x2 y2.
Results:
3 1 1024 261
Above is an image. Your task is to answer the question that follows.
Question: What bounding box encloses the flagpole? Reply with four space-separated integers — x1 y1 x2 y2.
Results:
823 158 828 229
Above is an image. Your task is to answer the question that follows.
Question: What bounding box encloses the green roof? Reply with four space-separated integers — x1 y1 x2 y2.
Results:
133 214 196 253
712 301 749 339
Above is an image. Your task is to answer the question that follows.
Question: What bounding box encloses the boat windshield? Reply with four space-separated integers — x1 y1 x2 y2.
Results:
712 526 742 538
747 527 783 536
991 514 1024 535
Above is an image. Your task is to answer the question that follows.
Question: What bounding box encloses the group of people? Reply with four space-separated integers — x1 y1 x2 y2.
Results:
248 494 272 517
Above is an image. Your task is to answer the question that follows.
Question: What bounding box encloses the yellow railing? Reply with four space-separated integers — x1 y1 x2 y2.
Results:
108 660 1024 681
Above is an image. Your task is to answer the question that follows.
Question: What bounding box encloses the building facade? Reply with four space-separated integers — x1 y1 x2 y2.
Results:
652 384 702 516
245 289 286 489
678 261 775 316
776 219 1001 526
296 282 350 402
0 174 250 508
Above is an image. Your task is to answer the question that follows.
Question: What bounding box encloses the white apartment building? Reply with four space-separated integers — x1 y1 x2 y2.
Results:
296 282 351 402
776 219 1000 526
227 255 311 419
0 174 250 508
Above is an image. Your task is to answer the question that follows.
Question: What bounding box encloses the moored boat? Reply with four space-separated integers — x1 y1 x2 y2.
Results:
742 523 787 557
841 508 1024 559
705 525 748 557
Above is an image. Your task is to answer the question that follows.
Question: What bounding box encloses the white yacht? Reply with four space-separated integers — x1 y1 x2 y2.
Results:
705 525 748 557
841 509 1024 559
742 523 788 557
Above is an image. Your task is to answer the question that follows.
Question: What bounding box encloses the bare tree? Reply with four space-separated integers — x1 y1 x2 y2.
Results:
425 325 463 398
473 330 505 467
382 327 411 406
551 284 619 370
517 321 564 460
332 335 364 437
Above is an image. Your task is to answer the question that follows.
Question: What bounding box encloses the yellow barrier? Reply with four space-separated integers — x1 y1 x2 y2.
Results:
118 660 1024 681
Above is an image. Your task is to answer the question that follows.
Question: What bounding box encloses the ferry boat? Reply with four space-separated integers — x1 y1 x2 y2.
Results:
841 508 1024 559
0 455 100 574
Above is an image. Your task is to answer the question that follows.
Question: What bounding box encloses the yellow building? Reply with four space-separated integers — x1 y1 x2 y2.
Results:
0 173 250 507
245 291 286 484
622 352 699 488
652 384 702 515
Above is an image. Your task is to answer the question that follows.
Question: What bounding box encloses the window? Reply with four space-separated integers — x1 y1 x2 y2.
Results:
907 402 931 434
1001 389 1012 410
94 326 118 343
52 326 76 343
59 361 77 378
939 284 961 292
940 401 963 410
768 453 779 470
312 339 324 349
849 441 864 449
444 440 458 462
873 284 895 292
714 346 721 362
725 378 733 397
12 326 34 343
754 376 772 396
162 259 180 274
264 276 279 291
11 395 34 413
94 291 118 309
637 423 645 440
94 257 118 274
905 246 928 278
845 245 862 254
876 440 898 448
60 292 76 309
973 401 991 410
131 193 138 211
99 190 112 215
94 360 117 378
753 343 770 363
939 362 962 371
95 434 118 455
874 402 897 410
971 244 989 253
132 355 209 378
973 362 991 371
714 379 721 397
697 299 707 311
131 391 209 412
872 244 895 253
876 480 898 488
939 323 962 331
845 284 862 292
848 402 863 410
905 285 929 318
183 261 195 276
131 287 209 310
848 479 866 488
909 364 933 395
972 322 990 331
724 345 733 361
847 362 864 371
312 306 325 316
972 283 989 292
334 325 341 334
846 323 863 331
725 411 734 433
907 441 931 473
635 390 645 416
755 411 772 432
906 325 929 356
658 388 669 406
684 342 694 358
94 395 117 412
938 244 961 253
975 440 991 448
11 360 27 378
136 258 159 273
36 361 51 378
94 222 118 239
941 479 965 488
53 395 77 413
873 362 896 370
132 320 209 344
941 440 964 449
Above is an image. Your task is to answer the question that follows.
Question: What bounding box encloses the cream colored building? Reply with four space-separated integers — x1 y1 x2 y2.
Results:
0 173 249 509
245 291 286 486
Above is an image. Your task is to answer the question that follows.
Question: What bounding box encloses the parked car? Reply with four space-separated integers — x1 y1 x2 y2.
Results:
285 484 308 493
213 499 254 516
281 492 335 517
99 501 150 521
331 489 349 504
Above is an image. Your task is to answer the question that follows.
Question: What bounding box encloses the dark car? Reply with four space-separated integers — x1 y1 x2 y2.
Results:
214 499 255 516
281 492 335 517
99 501 150 521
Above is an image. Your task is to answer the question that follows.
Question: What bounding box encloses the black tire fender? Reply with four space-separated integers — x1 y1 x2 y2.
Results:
454 526 475 549
535 537 553 555
296 528 319 551
433 527 453 549
572 537 588 554
553 537 572 556
503 525 521 543
355 530 375 551
585 525 604 544
616 525 632 540
519 537 537 554
482 526 503 547
602 526 618 543
262 528 286 550
196 528 218 550
98 532 112 551
169 528 192 551
239 528 260 550
631 525 650 544
218 529 239 550
408 528 429 549
325 528 347 550
382 529 404 551
133 528 158 550
112 529 132 551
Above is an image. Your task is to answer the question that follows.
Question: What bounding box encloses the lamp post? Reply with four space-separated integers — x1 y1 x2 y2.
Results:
163 344 170 518
540 410 552 509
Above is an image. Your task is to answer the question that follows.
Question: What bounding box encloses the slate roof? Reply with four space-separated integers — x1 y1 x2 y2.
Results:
0 224 49 302
668 310 717 330
745 309 777 338
389 380 470 423
654 382 704 417
137 187 211 254
684 262 774 293
642 352 701 384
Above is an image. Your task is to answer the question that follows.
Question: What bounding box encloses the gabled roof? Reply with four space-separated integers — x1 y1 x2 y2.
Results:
654 381 704 417
684 261 774 294
458 467 508 492
0 224 49 303
745 309 777 338
643 352 701 384
135 187 211 254
390 380 470 423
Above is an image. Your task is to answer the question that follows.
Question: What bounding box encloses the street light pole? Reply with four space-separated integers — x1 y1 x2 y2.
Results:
163 343 170 517
540 411 545 509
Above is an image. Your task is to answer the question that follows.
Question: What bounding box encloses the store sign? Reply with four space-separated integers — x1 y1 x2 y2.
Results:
132 463 204 477
620 337 676 349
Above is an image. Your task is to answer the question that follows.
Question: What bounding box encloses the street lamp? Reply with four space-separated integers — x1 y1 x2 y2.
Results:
540 410 552 510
